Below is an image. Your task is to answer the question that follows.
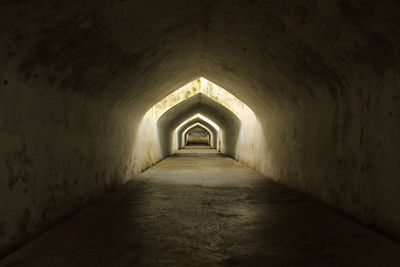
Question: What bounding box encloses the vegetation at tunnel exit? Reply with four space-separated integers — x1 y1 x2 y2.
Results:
150 78 247 120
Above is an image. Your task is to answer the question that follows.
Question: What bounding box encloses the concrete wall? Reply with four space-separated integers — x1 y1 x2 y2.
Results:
187 135 209 146
201 0 400 239
130 110 163 175
0 82 137 256
1 0 400 258
0 0 204 257
235 108 270 174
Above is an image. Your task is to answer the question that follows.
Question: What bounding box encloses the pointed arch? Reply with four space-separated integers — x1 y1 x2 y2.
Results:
157 93 241 157
182 123 214 147
177 117 219 150
184 124 211 146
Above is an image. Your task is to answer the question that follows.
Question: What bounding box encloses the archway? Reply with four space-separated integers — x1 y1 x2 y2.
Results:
177 116 219 150
185 126 210 146
157 93 241 157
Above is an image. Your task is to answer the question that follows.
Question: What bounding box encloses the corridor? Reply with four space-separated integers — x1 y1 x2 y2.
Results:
1 148 400 266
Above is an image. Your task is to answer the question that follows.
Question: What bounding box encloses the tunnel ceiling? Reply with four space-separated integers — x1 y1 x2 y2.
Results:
2 0 400 255
2 0 399 117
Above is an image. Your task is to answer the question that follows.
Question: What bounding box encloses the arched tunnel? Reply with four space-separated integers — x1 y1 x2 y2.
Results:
157 93 241 158
1 1 400 265
185 126 209 146
179 120 218 149
183 124 213 147
186 126 209 146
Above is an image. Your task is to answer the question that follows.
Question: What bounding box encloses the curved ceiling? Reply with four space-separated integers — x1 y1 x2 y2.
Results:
4 0 398 117
2 0 400 252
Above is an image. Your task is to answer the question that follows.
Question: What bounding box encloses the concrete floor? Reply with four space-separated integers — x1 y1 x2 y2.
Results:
1 148 400 266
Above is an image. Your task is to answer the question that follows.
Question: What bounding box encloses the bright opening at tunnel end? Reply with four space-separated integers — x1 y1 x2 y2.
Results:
131 77 267 178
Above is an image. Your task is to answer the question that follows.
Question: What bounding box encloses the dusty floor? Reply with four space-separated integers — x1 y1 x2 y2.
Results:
1 148 400 266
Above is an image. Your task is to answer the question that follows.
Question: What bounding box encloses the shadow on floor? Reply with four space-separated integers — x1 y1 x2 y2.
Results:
1 151 400 266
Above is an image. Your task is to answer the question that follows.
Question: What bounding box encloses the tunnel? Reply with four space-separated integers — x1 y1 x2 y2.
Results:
157 92 241 158
185 126 210 146
177 118 219 150
1 0 400 265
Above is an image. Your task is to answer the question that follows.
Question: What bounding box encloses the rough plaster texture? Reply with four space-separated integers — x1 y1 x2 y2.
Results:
1 0 400 257
2 150 400 266
130 110 163 175
0 84 136 256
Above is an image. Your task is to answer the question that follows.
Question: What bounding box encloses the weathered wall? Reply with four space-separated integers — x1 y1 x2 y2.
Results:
1 0 400 258
257 67 400 239
130 110 163 175
235 108 270 175
0 81 137 256
201 0 400 239
0 0 203 257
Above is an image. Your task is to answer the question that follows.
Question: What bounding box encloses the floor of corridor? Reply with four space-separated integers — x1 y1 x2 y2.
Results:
1 148 400 266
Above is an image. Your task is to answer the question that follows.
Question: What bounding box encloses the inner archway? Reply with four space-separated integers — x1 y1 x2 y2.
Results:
181 122 217 149
185 126 210 146
176 115 220 150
